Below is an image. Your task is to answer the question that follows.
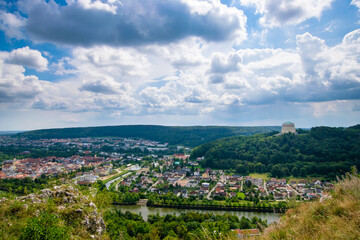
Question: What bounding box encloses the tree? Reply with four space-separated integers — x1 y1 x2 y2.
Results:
281 167 290 177
292 167 299 177
95 180 106 191
95 191 113 209
300 168 307 178
23 186 29 195
271 165 282 178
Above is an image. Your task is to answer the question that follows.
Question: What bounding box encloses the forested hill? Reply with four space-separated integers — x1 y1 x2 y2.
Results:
191 125 360 179
17 125 280 147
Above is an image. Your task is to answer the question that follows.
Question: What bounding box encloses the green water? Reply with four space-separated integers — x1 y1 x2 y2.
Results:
113 205 280 223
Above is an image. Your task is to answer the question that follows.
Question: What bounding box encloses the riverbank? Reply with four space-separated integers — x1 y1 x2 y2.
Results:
147 203 286 213
112 200 287 213
112 204 281 223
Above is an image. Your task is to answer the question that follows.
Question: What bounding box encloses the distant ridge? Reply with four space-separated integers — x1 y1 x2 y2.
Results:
16 125 281 147
0 131 24 135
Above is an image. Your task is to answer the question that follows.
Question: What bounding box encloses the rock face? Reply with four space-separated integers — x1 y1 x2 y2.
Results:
16 185 105 237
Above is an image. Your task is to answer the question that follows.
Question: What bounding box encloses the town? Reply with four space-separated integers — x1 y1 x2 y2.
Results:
0 135 333 204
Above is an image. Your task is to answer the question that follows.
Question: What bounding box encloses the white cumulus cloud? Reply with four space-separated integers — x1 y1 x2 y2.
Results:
239 0 334 27
5 46 48 71
351 0 360 10
0 10 25 39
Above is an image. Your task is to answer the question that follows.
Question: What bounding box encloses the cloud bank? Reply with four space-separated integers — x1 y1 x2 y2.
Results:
0 0 359 129
1 29 359 119
16 0 247 46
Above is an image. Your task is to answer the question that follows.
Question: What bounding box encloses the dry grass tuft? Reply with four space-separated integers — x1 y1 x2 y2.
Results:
258 172 360 240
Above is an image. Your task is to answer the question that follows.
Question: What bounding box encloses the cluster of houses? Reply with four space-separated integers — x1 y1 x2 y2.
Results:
117 165 245 199
290 179 333 200
267 178 293 200
0 155 111 180
0 136 172 181
267 178 333 200
0 136 170 155
116 158 332 202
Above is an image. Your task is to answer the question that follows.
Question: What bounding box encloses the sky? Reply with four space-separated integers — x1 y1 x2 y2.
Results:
0 0 360 131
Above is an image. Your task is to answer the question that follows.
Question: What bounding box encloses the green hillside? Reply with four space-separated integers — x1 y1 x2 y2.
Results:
16 125 280 147
191 125 360 179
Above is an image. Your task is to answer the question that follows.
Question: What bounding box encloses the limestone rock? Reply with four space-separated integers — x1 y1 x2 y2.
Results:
12 185 105 238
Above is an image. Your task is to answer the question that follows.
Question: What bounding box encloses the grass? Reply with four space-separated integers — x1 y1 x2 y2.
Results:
236 192 245 199
249 173 269 180
99 166 127 181
193 165 205 171
0 190 18 200
101 170 130 184
287 175 319 183
214 200 257 206
248 174 323 183
264 201 286 206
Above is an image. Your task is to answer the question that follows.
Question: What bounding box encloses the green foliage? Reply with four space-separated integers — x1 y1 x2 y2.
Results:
104 210 267 240
19 211 70 240
97 188 140 205
0 176 51 194
191 125 360 179
95 190 115 209
0 185 108 240
236 192 245 199
94 180 106 191
17 125 280 147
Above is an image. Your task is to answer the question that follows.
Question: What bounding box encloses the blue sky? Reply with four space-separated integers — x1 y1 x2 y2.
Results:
0 0 359 130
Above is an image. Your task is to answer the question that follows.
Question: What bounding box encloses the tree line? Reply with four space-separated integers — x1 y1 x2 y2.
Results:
104 210 267 239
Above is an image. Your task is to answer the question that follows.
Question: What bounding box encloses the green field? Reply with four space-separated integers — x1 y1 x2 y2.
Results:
249 173 269 180
102 170 130 184
287 176 320 183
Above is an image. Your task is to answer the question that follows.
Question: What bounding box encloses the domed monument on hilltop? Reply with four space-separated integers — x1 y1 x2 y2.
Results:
281 122 296 134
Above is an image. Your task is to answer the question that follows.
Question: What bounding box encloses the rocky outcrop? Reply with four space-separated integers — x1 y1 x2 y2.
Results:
16 185 105 237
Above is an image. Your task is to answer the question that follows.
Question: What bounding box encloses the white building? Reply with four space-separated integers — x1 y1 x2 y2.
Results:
281 122 296 134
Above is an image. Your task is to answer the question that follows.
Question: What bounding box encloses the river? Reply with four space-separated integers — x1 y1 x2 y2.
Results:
113 205 281 224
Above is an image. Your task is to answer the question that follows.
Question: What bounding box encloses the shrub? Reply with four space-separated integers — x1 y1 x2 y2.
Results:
19 211 69 240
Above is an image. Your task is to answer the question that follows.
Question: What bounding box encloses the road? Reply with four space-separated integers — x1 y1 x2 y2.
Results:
105 171 132 190
207 179 227 200
264 180 269 196
114 166 143 190
147 180 160 194
206 183 216 199
287 184 300 195
114 172 133 190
